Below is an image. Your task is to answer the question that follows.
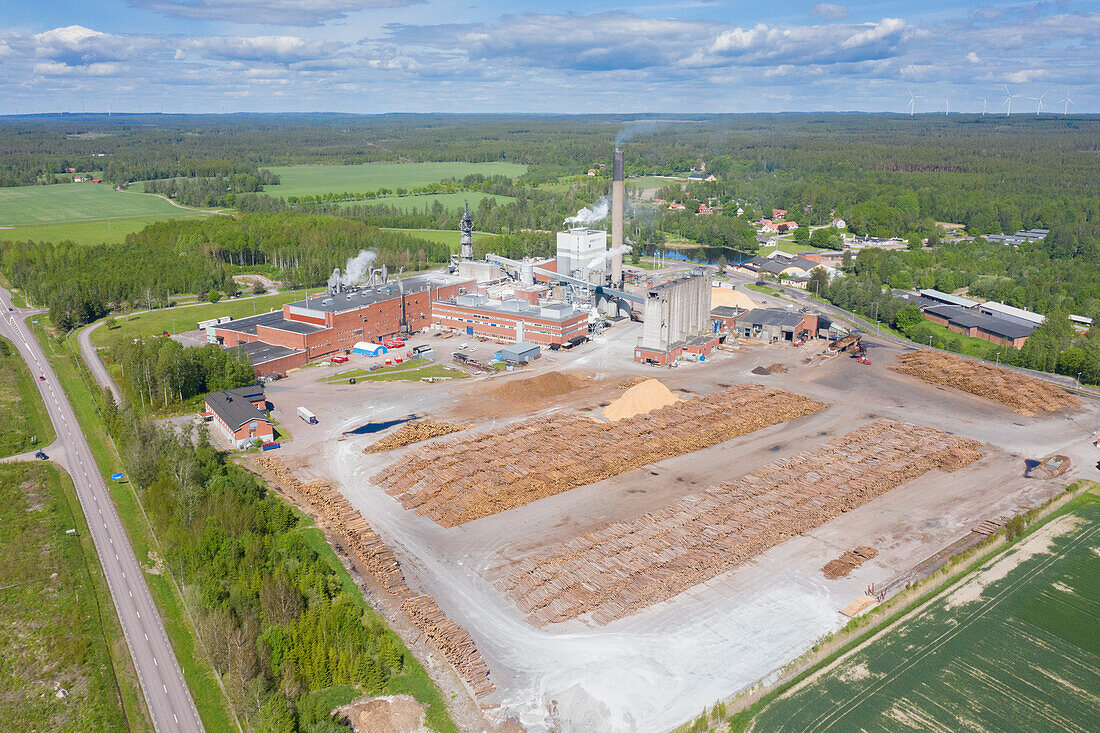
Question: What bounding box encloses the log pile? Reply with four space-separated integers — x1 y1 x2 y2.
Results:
495 419 982 626
401 595 495 698
822 546 878 579
373 385 827 527
890 350 1080 415
251 455 495 697
363 419 473 454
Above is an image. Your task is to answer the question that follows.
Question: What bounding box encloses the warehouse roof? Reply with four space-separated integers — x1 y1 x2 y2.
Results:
205 388 269 429
217 311 323 336
710 306 743 318
919 289 978 309
739 307 805 328
291 273 469 315
924 305 1036 339
232 341 303 366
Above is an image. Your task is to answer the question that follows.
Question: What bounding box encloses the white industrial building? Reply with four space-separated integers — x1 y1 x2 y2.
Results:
556 228 607 281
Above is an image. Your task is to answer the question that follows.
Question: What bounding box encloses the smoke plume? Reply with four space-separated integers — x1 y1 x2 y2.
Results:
341 250 377 286
614 118 699 146
565 195 610 225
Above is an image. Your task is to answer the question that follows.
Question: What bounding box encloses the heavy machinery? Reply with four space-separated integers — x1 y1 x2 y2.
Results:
829 331 863 354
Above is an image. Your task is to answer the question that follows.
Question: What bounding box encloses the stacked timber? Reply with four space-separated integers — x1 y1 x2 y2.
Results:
363 419 473 454
251 455 495 697
373 384 827 527
890 350 1080 415
822 546 879 579
494 419 982 626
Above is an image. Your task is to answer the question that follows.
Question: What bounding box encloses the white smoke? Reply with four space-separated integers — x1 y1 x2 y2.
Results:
565 196 611 226
340 250 377 286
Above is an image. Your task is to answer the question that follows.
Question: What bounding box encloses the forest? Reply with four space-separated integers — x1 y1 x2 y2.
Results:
107 338 256 411
97 399 439 731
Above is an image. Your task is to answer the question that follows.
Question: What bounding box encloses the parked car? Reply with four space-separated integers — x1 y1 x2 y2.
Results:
39 376 45 381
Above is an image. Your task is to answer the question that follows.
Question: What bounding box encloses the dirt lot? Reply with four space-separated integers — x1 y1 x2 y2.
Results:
265 323 1099 732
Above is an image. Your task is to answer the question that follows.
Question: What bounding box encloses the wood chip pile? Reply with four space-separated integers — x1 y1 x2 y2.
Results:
890 350 1080 415
363 419 473 454
495 420 982 626
252 455 494 697
374 385 827 527
822 546 879 579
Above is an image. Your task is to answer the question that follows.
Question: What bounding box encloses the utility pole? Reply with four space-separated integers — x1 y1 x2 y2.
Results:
996 350 1001 367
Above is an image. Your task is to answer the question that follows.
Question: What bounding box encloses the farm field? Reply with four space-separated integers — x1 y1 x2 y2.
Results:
0 462 132 732
0 184 206 227
384 227 499 250
261 161 527 199
0 215 207 245
0 335 55 457
335 191 514 211
750 491 1100 733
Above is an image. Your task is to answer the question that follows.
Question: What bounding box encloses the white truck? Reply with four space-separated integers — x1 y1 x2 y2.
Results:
297 407 318 424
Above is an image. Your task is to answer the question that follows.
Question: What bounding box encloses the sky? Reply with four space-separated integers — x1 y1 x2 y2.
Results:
0 0 1096 115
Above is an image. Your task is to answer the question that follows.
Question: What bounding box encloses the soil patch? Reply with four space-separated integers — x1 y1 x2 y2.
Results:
336 694 429 733
751 363 787 375
603 379 678 421
491 371 588 403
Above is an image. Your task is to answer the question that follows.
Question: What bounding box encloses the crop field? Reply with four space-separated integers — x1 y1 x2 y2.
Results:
751 492 1100 733
0 215 209 245
335 191 514 212
0 336 55 457
0 184 205 227
261 161 527 199
0 462 129 731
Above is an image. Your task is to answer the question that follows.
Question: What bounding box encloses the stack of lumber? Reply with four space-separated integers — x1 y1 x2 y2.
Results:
822 546 878 579
363 419 473 454
401 595 495 698
494 420 982 626
251 455 495 697
890 350 1080 415
374 384 827 527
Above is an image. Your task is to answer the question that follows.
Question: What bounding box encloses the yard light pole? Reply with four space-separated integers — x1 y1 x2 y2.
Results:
928 336 933 348
996 350 1000 367
1077 372 1082 386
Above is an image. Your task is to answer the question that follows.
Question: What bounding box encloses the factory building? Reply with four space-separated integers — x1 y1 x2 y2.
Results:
433 294 589 347
201 385 273 448
213 273 474 374
634 272 712 365
556 228 608 281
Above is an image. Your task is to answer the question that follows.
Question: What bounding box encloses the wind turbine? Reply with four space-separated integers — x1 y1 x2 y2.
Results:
979 93 992 115
906 88 921 116
1030 91 1049 115
1002 86 1019 116
945 97 950 115
1059 89 1074 115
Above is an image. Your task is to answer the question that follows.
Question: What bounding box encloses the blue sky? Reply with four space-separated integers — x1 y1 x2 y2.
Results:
0 1 1096 114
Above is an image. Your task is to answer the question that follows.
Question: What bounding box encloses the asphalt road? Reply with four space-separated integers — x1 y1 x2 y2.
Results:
0 289 203 732
78 320 123 403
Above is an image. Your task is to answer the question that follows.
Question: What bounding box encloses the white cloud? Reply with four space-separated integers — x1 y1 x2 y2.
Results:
812 4 849 21
966 51 981 63
129 0 425 26
186 36 341 64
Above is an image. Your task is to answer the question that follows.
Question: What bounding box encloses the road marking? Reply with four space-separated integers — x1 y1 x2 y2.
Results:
144 633 148 640
153 657 158 666
163 685 167 694
128 590 132 597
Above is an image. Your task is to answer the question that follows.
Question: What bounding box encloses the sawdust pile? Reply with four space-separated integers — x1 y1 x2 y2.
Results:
823 546 879 579
491 371 588 403
335 695 429 733
890 350 1080 415
751 363 787 375
374 384 826 527
496 419 982 626
363 419 473 454
711 286 758 310
603 379 678 421
251 455 495 698
619 376 649 390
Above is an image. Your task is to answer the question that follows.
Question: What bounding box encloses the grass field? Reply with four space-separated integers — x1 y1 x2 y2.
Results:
90 288 322 347
0 462 135 731
322 358 468 384
0 215 207 246
0 184 206 228
750 491 1100 732
385 227 498 250
0 336 55 457
336 191 514 212
261 162 527 199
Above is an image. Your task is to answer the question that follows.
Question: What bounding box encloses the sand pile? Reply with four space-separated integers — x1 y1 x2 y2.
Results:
711 286 759 310
603 379 677 421
751 363 787 375
491 371 587 403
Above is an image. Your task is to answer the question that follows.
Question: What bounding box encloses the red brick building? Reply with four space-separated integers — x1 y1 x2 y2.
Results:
213 274 473 374
202 385 274 448
433 295 589 346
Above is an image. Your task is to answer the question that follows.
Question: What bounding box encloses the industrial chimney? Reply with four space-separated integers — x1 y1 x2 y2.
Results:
611 149 624 287
460 201 474 261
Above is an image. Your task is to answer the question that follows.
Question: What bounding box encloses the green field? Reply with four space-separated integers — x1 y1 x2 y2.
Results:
0 184 207 228
0 336 55 457
0 462 134 731
90 288 322 347
336 191 514 212
261 161 527 199
385 227 499 250
322 358 468 384
0 215 208 245
751 493 1100 732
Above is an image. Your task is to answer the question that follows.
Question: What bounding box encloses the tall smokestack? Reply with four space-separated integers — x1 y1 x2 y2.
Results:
611 149 624 287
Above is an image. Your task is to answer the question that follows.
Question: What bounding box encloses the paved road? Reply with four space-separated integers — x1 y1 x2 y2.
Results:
0 290 203 732
78 320 124 403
